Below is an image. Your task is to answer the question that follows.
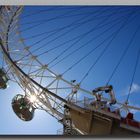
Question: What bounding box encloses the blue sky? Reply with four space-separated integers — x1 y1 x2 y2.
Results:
0 6 140 135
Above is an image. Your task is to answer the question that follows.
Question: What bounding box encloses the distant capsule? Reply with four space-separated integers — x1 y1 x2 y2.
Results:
0 68 9 89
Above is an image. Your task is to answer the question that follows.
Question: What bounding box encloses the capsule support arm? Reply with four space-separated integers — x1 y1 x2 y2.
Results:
92 85 116 105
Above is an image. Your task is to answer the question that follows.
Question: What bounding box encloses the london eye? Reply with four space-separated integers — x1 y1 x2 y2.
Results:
0 6 140 135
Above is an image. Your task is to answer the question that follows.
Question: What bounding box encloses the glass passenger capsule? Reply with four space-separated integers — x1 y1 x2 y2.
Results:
11 94 35 121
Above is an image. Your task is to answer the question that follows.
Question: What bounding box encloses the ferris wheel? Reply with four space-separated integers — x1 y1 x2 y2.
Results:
0 6 140 135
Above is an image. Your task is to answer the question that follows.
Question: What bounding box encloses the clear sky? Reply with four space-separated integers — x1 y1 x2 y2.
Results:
0 6 140 135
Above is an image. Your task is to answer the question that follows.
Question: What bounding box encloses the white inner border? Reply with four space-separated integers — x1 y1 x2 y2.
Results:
0 0 140 5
